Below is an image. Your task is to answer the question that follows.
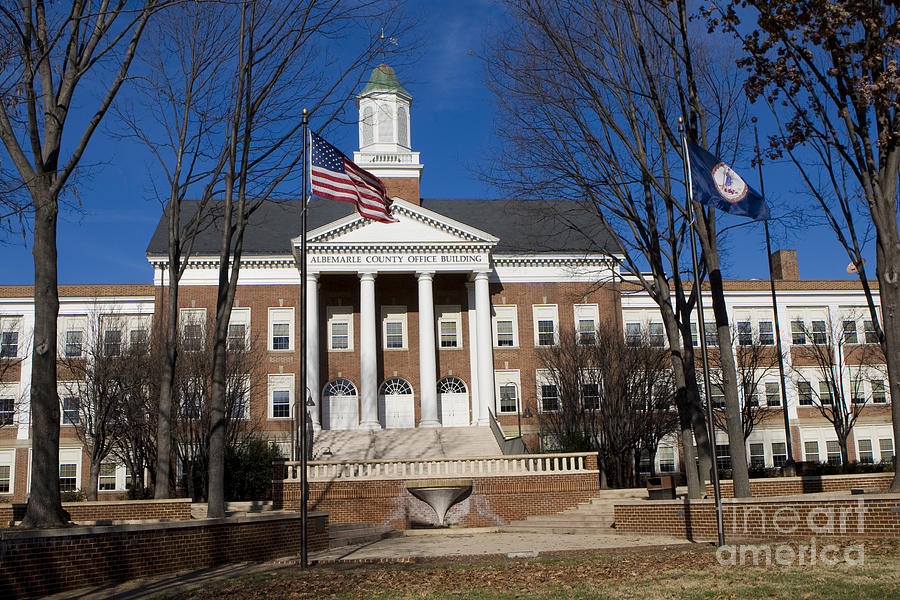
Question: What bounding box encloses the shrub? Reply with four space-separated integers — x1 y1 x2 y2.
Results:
224 440 283 501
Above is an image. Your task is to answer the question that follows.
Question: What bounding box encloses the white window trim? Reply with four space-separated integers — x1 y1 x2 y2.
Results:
574 304 599 345
268 307 295 352
0 316 23 359
536 369 560 413
436 305 462 350
532 304 559 347
494 369 521 415
381 305 408 351
327 306 354 352
59 447 83 492
267 374 294 419
0 448 15 495
492 305 519 349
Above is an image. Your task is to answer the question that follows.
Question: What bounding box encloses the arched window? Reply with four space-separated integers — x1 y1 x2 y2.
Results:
323 378 357 397
361 105 374 146
397 105 409 148
379 377 412 396
437 376 467 395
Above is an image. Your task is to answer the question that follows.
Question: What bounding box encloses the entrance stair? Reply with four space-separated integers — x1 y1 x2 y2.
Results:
311 426 501 461
328 522 399 549
500 488 648 534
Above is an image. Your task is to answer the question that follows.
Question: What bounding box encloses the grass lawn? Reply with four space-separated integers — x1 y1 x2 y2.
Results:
160 539 900 600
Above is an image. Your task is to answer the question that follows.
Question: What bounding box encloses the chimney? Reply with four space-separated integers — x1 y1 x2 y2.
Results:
770 249 799 281
381 177 421 205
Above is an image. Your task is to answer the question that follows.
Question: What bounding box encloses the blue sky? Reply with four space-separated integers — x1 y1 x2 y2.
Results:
0 1 871 285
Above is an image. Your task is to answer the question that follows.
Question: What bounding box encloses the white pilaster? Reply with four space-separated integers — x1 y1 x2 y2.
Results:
306 272 321 430
17 308 34 440
474 271 494 426
359 272 381 429
466 281 480 425
417 272 440 427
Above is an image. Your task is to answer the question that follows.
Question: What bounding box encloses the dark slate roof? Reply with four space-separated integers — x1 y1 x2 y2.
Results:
145 197 615 257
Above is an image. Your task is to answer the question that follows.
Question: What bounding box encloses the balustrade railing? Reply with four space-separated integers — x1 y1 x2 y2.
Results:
280 452 596 482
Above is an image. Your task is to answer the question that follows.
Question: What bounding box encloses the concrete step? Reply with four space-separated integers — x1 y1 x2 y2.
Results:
501 523 616 534
328 523 397 549
312 426 501 461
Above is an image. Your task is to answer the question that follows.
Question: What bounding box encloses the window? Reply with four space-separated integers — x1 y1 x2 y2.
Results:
272 323 290 350
759 321 774 346
62 397 79 425
851 377 866 404
715 444 731 471
791 320 805 345
268 307 293 351
704 322 718 347
658 447 675 472
804 440 819 462
180 392 201 419
103 329 122 357
879 438 894 463
811 320 827 344
540 384 559 412
818 381 833 405
743 382 759 407
59 464 77 491
537 320 555 346
183 324 203 352
843 320 858 344
625 323 642 347
749 443 765 468
864 320 878 344
398 105 409 147
0 465 9 493
129 329 149 353
0 331 18 357
437 305 461 349
272 390 290 419
858 439 874 464
227 324 246 352
710 383 725 409
382 306 407 350
532 305 558 346
765 382 781 407
438 377 467 395
327 307 353 351
439 321 458 348
499 385 518 413
577 320 596 345
826 440 841 465
872 380 887 403
380 378 412 396
228 376 249 420
493 306 518 347
798 381 813 406
65 330 83 357
738 321 753 346
361 105 374 146
99 463 117 491
771 442 787 467
582 383 600 410
648 323 665 347
0 398 13 425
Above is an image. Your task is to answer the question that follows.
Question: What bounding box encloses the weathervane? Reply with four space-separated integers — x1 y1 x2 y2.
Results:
380 27 398 64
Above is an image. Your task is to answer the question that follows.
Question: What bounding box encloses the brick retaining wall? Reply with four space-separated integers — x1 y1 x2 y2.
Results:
614 494 900 541
0 511 328 599
274 470 601 528
0 498 192 527
707 473 893 498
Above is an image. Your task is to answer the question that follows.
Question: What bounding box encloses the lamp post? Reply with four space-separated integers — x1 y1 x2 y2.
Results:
516 402 532 440
300 393 314 568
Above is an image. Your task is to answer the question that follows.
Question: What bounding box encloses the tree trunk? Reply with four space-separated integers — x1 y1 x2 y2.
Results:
877 236 900 491
839 436 850 466
87 460 100 502
21 192 69 528
155 273 180 498
207 324 229 517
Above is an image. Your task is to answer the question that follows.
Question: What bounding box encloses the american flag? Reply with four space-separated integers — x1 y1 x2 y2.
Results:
310 132 397 223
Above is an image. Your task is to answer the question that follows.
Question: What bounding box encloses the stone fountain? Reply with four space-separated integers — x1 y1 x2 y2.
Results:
405 479 473 527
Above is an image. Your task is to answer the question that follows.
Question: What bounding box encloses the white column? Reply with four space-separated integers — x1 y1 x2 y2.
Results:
306 272 321 430
466 281 480 425
17 308 34 440
417 272 440 427
359 272 381 429
474 271 494 426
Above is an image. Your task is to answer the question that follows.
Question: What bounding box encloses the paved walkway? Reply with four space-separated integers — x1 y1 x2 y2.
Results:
45 529 693 599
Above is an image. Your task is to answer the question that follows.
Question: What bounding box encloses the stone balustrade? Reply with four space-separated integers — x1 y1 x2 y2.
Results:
280 452 597 482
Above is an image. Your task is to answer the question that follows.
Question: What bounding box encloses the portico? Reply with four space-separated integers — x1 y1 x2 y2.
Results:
294 199 499 431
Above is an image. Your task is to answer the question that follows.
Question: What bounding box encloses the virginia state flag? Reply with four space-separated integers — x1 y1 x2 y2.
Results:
687 142 770 220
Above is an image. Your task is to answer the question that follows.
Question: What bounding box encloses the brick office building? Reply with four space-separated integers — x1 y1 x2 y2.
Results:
0 65 894 501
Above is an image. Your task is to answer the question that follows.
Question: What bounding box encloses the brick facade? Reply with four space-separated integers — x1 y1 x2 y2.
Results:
0 498 192 527
707 472 893 498
614 494 900 541
0 512 328 599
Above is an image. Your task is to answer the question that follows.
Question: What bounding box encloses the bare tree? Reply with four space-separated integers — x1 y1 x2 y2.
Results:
536 324 677 488
0 1 163 526
790 314 886 464
487 0 753 497
714 0 900 491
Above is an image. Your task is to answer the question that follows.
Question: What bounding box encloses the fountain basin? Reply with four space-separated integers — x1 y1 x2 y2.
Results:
405 479 473 527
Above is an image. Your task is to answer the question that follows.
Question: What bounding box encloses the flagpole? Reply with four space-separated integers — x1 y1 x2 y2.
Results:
679 117 725 548
753 120 796 475
300 107 310 569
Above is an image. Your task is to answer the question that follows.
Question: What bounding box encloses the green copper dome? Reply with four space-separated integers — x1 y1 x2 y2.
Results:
360 64 411 98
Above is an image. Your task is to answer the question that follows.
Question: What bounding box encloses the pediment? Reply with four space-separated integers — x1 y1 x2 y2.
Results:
300 199 499 248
